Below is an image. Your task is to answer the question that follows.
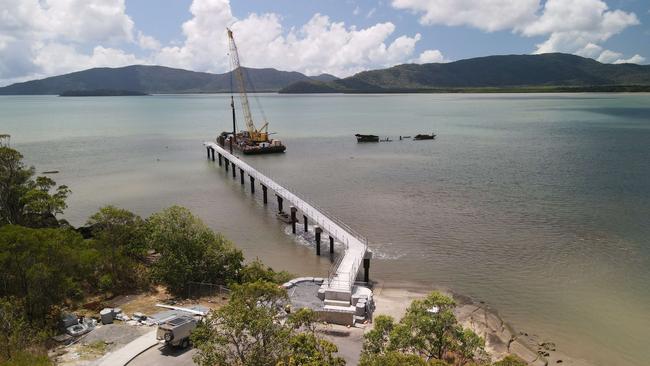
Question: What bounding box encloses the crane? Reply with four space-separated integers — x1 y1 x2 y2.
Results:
227 28 269 143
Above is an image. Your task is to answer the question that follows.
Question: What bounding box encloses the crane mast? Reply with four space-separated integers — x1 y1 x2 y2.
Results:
227 28 267 143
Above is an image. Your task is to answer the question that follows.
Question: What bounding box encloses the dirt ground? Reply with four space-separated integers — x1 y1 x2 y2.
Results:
52 288 226 366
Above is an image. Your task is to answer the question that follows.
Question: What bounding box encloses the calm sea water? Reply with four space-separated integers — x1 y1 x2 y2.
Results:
2 94 649 365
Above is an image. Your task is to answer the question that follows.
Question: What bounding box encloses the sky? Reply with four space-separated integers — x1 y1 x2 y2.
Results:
1 0 649 86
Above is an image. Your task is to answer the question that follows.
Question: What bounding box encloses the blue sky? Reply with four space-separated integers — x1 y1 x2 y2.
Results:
1 0 649 86
127 0 648 60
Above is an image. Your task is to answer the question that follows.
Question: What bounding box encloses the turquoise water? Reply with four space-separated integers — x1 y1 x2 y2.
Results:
2 94 650 365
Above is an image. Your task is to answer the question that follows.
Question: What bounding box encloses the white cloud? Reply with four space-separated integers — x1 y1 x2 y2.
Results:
597 49 623 63
153 1 427 77
415 49 446 63
391 0 645 64
353 6 361 16
527 0 639 56
391 0 539 32
138 32 161 50
0 0 152 85
33 44 143 77
614 54 646 64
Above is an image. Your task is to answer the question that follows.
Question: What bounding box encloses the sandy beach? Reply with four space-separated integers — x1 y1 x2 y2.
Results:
371 281 593 366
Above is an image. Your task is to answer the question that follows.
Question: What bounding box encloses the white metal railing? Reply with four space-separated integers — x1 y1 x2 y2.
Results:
205 142 368 291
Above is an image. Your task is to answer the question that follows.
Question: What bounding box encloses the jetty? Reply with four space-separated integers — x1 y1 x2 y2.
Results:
204 142 372 323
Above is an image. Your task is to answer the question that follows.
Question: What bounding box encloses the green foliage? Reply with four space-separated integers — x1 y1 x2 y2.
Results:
192 281 290 366
492 355 528 366
0 65 311 95
86 206 149 291
359 351 434 366
360 292 485 366
0 225 98 322
361 315 396 356
390 292 458 360
1 352 53 366
279 332 345 366
0 147 70 228
146 206 243 296
192 281 343 366
240 259 292 284
280 53 650 94
0 297 49 363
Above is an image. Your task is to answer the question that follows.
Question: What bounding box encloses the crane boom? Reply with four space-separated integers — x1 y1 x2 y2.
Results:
227 29 267 142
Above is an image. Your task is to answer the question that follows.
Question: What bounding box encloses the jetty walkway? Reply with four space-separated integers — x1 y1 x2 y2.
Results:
204 142 371 304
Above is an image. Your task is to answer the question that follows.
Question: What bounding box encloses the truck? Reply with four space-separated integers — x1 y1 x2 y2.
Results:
156 315 198 348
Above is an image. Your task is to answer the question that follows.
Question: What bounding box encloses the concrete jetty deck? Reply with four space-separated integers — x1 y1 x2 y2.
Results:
204 142 370 303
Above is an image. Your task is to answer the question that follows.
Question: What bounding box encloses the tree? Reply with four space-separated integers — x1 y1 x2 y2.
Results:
491 355 527 366
361 315 396 356
456 328 487 365
0 147 70 227
0 297 46 362
390 292 459 360
281 308 345 366
279 332 345 366
146 206 243 296
0 225 96 322
86 206 148 291
240 258 292 284
360 292 485 366
192 281 291 366
360 351 434 366
192 281 344 366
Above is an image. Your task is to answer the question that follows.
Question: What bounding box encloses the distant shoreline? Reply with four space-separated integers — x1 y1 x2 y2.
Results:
0 87 648 97
279 85 650 94
58 89 150 97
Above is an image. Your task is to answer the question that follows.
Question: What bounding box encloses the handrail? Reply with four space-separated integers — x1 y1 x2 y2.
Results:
205 142 369 292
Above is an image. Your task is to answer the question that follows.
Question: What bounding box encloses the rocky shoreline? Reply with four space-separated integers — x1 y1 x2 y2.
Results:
371 281 592 366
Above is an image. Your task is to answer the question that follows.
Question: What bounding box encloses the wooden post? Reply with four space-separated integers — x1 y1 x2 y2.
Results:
303 215 308 232
240 168 244 185
262 185 268 204
329 236 334 254
250 176 255 194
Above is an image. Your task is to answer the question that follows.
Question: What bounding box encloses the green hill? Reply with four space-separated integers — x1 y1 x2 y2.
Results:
0 65 313 95
280 53 650 93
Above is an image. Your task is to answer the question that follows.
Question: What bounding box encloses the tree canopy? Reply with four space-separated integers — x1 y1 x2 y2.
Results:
0 147 70 228
360 292 486 366
192 281 344 366
146 205 244 296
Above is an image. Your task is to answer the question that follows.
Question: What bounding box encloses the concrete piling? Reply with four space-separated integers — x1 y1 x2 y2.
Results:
277 195 284 213
315 227 322 255
363 251 373 283
204 143 371 297
290 207 297 234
